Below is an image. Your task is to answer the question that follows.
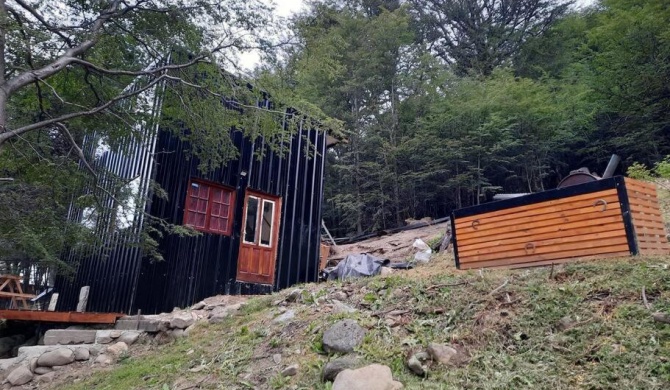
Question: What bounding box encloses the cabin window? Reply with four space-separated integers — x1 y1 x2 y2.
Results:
259 200 275 247
243 196 260 244
184 180 234 235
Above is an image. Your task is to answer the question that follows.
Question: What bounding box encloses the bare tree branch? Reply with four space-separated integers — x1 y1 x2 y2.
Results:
68 53 213 77
2 0 122 95
54 122 97 179
0 72 166 144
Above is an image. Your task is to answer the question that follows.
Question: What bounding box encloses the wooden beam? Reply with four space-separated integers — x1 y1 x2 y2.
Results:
0 291 36 299
0 310 124 324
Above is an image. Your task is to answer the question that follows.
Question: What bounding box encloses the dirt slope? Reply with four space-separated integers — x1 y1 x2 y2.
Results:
51 253 670 390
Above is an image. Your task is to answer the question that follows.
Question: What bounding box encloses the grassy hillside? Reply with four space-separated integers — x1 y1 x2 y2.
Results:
61 254 670 390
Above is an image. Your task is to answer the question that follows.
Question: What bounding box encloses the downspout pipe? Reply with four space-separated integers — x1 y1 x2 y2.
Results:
602 154 621 179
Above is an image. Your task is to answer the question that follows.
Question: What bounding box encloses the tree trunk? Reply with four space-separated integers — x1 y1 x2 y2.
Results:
390 79 402 227
0 0 7 151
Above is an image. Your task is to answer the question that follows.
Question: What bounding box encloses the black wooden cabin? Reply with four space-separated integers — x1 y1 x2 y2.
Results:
54 82 338 314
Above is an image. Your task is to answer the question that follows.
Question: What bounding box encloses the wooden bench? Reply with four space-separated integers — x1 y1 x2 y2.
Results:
0 275 36 309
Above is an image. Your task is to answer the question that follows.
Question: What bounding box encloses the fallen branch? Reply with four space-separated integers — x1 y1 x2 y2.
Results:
499 299 520 306
0 178 14 182
426 281 468 290
372 307 405 317
550 344 573 354
642 286 651 310
489 279 509 296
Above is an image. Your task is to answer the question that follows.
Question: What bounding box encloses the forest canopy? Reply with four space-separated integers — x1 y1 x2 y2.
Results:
260 0 670 236
1 0 669 267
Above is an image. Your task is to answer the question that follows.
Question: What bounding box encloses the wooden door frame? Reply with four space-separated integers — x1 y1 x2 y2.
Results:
236 189 282 284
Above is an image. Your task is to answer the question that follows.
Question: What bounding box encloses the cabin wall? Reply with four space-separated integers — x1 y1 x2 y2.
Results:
55 127 159 313
452 177 635 270
132 121 327 314
625 178 670 255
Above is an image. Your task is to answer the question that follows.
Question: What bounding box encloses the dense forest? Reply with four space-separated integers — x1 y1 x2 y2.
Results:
262 0 670 237
0 0 668 267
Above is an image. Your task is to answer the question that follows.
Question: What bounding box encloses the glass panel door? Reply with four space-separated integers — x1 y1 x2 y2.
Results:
259 200 275 247
243 196 259 244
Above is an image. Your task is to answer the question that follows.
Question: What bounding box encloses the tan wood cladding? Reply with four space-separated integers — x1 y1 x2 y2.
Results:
453 178 670 270
626 178 670 255
455 188 630 269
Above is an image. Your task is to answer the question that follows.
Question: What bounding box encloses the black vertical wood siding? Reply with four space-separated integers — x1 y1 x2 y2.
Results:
56 111 328 314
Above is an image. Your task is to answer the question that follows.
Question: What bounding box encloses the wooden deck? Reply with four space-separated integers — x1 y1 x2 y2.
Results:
0 310 124 324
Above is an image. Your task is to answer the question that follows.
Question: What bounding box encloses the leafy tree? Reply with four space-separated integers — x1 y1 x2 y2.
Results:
0 1 288 270
283 1 416 235
411 0 573 75
584 0 670 165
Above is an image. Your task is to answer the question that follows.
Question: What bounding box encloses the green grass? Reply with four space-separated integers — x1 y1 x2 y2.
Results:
63 255 670 390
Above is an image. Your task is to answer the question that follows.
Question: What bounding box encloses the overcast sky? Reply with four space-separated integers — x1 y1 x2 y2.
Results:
240 0 597 70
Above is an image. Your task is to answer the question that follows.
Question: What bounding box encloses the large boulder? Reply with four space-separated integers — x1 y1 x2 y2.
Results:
322 320 366 354
170 312 195 329
35 371 56 383
426 343 462 366
37 348 75 367
74 347 90 361
322 355 359 382
33 367 53 375
94 353 114 366
332 364 403 390
7 365 33 386
117 331 142 346
106 342 128 357
272 310 295 324
209 304 243 324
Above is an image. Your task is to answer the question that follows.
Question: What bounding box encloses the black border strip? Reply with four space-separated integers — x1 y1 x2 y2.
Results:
453 177 620 219
451 215 460 269
616 177 639 255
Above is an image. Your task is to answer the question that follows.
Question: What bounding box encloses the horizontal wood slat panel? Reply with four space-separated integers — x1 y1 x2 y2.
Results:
457 223 625 252
456 197 621 235
633 221 666 231
460 236 629 264
628 198 661 210
639 242 670 251
455 193 619 229
625 178 658 191
632 213 666 225
453 178 667 270
627 178 668 256
629 204 663 217
456 215 625 247
625 178 657 191
627 189 657 200
625 182 658 196
459 244 631 269
639 249 670 255
459 229 626 257
456 189 619 224
457 206 623 240
637 234 669 242
495 252 631 270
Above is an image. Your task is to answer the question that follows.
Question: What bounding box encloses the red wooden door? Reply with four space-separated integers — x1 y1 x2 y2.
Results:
237 190 282 284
